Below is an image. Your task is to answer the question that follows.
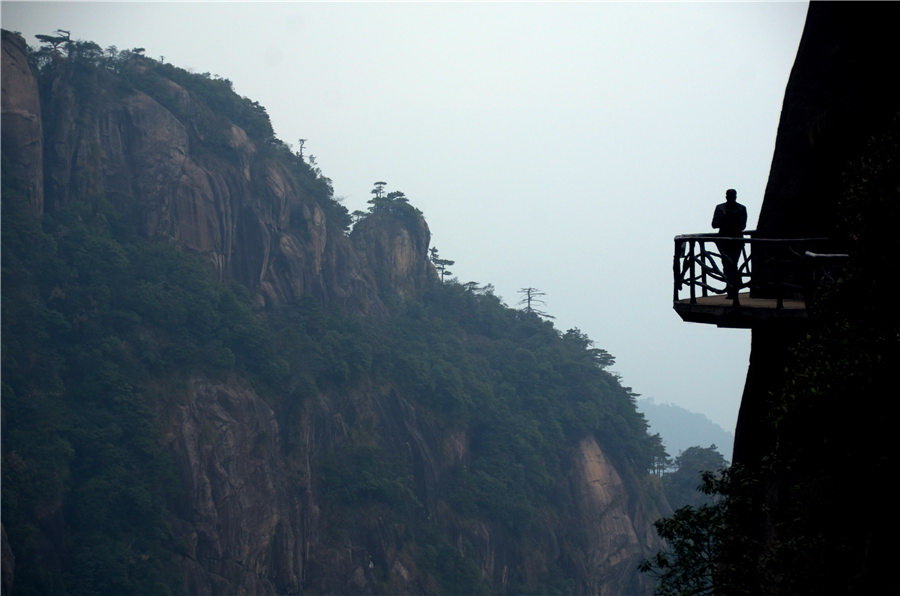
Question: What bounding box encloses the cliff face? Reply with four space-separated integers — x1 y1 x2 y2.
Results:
756 2 900 240
1 30 667 595
727 4 899 593
574 438 665 593
735 1 899 465
157 378 666 595
1 31 43 214
2 30 427 313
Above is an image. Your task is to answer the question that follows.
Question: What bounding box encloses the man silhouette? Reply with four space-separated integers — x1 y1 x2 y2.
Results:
712 188 747 298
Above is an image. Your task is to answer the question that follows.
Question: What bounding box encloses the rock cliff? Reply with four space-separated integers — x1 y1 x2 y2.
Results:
2 29 426 312
1 30 668 595
1 30 43 214
735 1 899 466
724 3 898 592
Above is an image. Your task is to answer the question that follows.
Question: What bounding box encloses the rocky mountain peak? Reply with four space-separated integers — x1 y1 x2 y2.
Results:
2 29 434 312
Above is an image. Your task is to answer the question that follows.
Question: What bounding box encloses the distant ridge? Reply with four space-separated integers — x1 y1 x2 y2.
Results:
637 399 734 460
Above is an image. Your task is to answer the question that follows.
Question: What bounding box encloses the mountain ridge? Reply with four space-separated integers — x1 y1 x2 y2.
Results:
1 29 670 595
637 398 733 460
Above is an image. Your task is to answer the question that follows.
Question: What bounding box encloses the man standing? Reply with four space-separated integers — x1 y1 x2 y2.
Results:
712 188 748 298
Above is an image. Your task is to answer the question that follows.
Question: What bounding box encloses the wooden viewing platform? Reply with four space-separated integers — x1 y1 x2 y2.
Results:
674 292 807 328
672 232 843 329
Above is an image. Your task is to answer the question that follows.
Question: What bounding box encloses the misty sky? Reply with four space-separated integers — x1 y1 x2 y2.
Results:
2 1 810 439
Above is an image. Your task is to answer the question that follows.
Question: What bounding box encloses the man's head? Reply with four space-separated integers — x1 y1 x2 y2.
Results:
725 188 737 202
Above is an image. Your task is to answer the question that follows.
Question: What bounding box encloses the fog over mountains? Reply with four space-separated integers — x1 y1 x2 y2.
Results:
637 399 734 461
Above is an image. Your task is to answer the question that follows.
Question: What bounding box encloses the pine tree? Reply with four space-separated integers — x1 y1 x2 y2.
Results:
517 287 554 319
429 247 455 283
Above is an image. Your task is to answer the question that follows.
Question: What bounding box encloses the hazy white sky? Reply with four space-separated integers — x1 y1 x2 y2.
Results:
3 1 810 437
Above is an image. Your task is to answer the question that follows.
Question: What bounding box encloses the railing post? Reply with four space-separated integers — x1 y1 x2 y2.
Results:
689 239 696 304
673 232 835 323
744 235 751 298
700 240 708 298
731 235 743 306
673 238 680 303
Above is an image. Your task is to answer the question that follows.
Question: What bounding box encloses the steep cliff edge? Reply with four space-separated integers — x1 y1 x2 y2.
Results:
735 1 899 471
1 30 43 214
755 3 900 240
2 30 668 595
2 29 429 312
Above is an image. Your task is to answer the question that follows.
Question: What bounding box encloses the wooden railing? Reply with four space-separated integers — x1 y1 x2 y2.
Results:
673 232 839 308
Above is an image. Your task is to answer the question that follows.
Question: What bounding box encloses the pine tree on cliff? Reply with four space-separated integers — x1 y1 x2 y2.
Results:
518 287 554 319
367 182 421 220
429 246 454 282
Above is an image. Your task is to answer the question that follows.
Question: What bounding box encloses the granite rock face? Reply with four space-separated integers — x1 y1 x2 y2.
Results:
152 378 664 594
3 32 425 312
1 30 43 214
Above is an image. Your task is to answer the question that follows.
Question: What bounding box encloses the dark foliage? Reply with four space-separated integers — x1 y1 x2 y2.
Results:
661 445 728 509
639 467 762 596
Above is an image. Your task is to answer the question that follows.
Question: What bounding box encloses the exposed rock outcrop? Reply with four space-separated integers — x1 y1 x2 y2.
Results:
165 378 303 595
1 30 43 214
574 438 664 594
351 211 435 300
2 34 430 312
155 377 664 595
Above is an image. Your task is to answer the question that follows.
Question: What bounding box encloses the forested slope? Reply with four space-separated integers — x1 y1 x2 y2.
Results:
2 30 669 595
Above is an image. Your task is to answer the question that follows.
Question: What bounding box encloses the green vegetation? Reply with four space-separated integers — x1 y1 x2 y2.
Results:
268 274 667 592
428 246 455 282
2 191 663 592
359 181 424 226
639 467 759 596
661 445 728 509
3 31 668 594
1 178 285 594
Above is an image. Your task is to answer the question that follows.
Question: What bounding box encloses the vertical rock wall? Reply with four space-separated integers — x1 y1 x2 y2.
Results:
756 2 900 240
1 30 43 214
736 2 900 466
730 4 899 591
